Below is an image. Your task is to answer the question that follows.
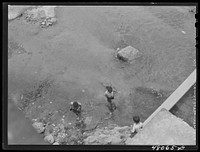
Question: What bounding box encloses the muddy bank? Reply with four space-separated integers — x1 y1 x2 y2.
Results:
8 6 196 144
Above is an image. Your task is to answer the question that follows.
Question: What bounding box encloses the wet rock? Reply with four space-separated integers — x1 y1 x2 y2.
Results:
32 122 45 134
84 123 131 145
8 5 31 20
49 17 57 23
116 46 142 62
22 6 57 28
44 124 54 136
109 136 123 145
40 17 57 28
53 142 60 145
44 134 54 144
84 116 92 126
55 132 66 143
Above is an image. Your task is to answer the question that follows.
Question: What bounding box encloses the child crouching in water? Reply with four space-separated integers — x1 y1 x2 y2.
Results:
130 116 143 138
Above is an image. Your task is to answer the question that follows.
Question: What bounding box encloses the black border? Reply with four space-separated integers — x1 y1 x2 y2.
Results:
2 2 198 151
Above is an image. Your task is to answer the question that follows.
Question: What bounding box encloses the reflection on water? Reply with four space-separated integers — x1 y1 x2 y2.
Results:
8 99 47 145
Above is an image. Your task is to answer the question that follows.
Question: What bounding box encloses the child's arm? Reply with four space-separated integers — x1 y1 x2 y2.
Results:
77 102 82 111
140 122 143 129
104 90 109 97
131 127 136 133
113 87 120 94
70 102 73 111
131 124 136 133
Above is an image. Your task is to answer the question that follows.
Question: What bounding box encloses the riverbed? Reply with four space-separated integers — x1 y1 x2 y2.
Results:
8 6 196 144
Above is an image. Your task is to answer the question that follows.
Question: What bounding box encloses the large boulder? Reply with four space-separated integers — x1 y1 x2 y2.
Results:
116 46 142 62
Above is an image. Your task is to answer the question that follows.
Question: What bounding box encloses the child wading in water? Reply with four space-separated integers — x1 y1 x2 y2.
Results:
104 86 117 114
130 116 143 138
70 101 82 120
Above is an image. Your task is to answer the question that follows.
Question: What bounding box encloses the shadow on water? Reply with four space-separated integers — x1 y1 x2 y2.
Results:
170 84 195 128
107 86 171 127
128 87 169 122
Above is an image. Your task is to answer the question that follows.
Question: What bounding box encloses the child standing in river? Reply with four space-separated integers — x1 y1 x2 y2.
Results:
104 86 117 113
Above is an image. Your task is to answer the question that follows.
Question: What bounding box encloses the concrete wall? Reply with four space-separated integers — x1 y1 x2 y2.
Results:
126 108 196 145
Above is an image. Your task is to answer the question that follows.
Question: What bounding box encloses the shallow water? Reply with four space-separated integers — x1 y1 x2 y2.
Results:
8 6 196 144
8 99 47 144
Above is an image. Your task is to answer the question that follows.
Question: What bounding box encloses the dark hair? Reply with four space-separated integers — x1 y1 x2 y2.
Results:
133 116 140 124
106 86 113 93
73 101 79 108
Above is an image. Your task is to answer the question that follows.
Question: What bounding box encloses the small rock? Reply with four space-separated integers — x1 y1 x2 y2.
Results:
50 17 57 23
44 134 54 144
46 22 50 26
32 118 37 122
53 142 59 145
181 31 186 34
48 21 53 25
32 122 45 134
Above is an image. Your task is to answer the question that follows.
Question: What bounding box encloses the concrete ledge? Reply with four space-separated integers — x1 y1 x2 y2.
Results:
125 109 196 145
143 69 196 127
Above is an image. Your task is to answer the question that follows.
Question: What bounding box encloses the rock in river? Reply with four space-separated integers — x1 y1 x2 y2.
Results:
44 134 55 144
116 46 142 62
32 121 45 134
